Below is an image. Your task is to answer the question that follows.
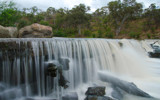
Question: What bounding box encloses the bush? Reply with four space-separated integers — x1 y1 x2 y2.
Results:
97 30 103 38
129 32 140 39
18 20 30 29
83 29 92 37
146 33 151 39
53 30 67 37
105 33 114 38
39 20 50 26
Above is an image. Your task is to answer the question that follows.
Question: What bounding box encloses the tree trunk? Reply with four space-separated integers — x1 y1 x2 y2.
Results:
116 15 129 36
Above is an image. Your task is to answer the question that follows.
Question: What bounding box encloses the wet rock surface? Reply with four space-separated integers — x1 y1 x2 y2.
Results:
62 92 78 100
85 86 115 100
85 87 106 96
98 72 152 98
25 98 57 100
85 95 114 100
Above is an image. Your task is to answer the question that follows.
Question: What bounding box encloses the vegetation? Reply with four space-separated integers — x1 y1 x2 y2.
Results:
0 0 160 39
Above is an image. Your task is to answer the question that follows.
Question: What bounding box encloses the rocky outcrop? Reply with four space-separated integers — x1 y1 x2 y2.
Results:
19 23 52 38
0 25 18 38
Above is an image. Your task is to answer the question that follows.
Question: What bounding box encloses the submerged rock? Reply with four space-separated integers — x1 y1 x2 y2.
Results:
59 58 70 70
98 72 152 98
62 92 78 100
25 98 57 100
19 23 52 38
85 95 114 100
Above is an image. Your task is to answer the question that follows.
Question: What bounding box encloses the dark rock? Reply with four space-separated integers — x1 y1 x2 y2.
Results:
59 58 70 70
148 42 160 58
148 52 160 58
46 63 57 77
85 87 106 96
58 69 69 89
62 92 78 100
98 72 152 98
85 95 115 100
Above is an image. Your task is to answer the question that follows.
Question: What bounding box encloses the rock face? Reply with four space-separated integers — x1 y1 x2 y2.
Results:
19 23 52 38
0 25 18 38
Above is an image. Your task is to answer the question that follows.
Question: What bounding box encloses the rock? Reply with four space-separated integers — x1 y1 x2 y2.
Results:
46 63 57 77
85 95 114 100
85 87 106 96
25 98 57 100
6 27 18 38
0 25 18 38
59 58 70 70
111 87 123 100
19 23 52 38
0 88 22 100
0 83 5 92
62 92 78 100
98 71 152 98
58 69 69 89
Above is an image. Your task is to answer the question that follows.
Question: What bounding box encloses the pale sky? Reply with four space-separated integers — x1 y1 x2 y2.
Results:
2 0 160 12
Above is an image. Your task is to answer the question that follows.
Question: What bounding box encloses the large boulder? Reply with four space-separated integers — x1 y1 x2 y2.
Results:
19 23 52 38
0 25 18 38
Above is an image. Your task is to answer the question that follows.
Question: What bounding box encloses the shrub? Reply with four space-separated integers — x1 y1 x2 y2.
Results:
146 33 151 39
53 30 67 37
83 29 92 37
18 20 30 29
39 20 50 26
129 32 140 39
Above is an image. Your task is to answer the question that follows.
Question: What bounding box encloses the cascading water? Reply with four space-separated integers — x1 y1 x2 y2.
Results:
0 38 160 100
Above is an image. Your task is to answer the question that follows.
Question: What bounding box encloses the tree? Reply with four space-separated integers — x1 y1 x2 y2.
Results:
108 0 142 35
67 4 91 35
0 1 21 26
144 4 160 29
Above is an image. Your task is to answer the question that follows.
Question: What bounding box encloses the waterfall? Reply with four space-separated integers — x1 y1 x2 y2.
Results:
0 38 160 100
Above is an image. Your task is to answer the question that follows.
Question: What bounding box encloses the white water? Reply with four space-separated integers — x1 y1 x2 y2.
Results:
0 38 160 100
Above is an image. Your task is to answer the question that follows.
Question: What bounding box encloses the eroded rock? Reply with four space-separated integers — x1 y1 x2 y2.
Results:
0 25 18 38
19 23 52 38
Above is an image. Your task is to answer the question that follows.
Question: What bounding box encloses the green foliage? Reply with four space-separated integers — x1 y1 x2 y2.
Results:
39 21 50 26
146 33 151 39
129 31 140 39
53 30 67 37
97 30 103 38
0 1 21 26
83 29 92 37
107 0 143 35
17 20 30 29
